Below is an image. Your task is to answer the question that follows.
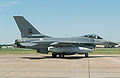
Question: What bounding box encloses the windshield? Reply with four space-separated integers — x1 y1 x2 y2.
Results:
83 34 103 39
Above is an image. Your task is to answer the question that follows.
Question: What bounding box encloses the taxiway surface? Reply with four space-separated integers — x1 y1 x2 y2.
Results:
0 54 120 78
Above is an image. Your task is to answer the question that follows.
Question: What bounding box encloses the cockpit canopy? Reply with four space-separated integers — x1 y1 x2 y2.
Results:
83 34 103 39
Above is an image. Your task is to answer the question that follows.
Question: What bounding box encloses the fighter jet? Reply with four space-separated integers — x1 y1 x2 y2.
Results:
13 16 117 58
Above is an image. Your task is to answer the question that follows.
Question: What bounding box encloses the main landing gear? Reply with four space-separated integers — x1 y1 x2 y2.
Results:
52 53 88 58
59 54 64 58
52 53 64 58
85 53 88 57
52 53 57 58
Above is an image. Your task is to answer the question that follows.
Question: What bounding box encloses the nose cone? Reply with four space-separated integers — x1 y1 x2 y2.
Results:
106 41 118 45
94 39 117 45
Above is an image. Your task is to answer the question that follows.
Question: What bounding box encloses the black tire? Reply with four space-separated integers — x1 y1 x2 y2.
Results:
85 53 88 57
52 53 57 58
59 54 64 58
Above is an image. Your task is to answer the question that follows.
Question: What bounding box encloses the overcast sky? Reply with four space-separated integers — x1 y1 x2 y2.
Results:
0 0 120 44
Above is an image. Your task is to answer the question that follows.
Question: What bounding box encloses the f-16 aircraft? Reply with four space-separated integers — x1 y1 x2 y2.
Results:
13 16 117 58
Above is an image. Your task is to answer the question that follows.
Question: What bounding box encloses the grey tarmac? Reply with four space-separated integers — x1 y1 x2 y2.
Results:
0 54 120 78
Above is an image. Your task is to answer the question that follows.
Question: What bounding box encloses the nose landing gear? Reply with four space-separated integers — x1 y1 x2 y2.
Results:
85 53 88 57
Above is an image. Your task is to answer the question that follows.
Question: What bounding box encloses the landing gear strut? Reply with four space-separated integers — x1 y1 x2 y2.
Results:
59 54 64 58
85 53 88 57
52 53 57 58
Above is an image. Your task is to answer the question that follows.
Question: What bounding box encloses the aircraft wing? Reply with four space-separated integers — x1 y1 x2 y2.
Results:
50 41 94 47
50 42 75 47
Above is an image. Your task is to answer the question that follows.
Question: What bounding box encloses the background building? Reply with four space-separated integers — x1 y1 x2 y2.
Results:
0 44 15 50
96 42 120 48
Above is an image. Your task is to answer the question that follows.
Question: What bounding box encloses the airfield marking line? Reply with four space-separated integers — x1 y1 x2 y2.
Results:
0 67 23 76
0 76 69 78
87 57 91 78
0 70 120 74
0 66 88 68
0 63 32 76
0 66 120 68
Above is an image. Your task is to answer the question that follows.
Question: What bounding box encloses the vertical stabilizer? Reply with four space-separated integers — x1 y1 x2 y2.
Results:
13 16 41 38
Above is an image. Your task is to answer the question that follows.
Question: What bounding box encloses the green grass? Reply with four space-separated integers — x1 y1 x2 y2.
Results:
0 49 39 55
89 51 120 54
0 48 120 55
89 48 120 54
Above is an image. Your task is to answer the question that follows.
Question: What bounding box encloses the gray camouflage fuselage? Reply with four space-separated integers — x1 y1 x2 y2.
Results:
15 36 110 54
14 16 117 57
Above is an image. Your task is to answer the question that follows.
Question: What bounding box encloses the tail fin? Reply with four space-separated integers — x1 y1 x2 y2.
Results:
13 16 41 38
